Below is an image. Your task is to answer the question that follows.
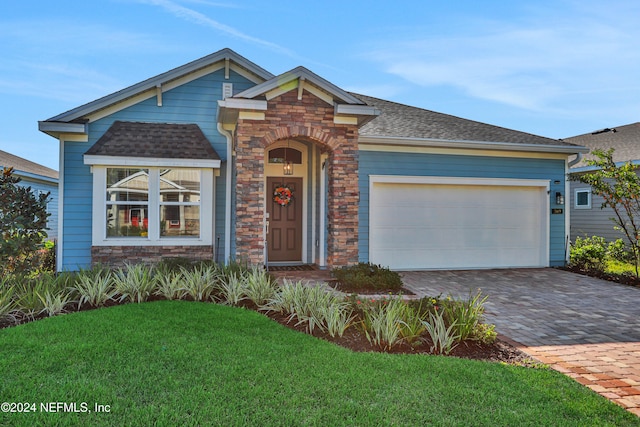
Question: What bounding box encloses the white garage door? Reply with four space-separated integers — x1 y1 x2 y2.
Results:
369 176 549 270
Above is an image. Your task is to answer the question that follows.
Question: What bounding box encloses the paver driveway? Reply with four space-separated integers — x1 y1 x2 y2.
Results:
402 268 640 414
402 268 640 346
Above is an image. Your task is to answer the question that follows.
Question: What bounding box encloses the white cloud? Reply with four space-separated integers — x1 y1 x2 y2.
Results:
137 0 295 56
364 1 640 115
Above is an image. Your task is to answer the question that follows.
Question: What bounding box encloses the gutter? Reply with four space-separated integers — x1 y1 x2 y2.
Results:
358 135 590 155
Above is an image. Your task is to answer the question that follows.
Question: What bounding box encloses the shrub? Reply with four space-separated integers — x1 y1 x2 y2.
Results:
155 257 194 274
179 264 217 302
443 290 490 342
0 278 16 323
113 263 156 303
243 266 278 306
267 281 354 335
607 238 632 263
332 263 402 291
154 272 183 300
423 309 459 355
361 298 407 350
215 272 246 306
73 270 116 308
570 236 608 271
0 167 50 275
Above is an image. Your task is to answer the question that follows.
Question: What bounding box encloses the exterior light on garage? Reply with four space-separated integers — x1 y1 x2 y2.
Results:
555 192 565 205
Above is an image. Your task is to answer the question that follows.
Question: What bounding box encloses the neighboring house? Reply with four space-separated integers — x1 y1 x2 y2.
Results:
0 149 59 241
565 122 640 243
38 48 587 272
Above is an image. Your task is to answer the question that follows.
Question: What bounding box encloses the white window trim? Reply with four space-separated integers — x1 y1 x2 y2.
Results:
574 188 592 209
91 166 214 246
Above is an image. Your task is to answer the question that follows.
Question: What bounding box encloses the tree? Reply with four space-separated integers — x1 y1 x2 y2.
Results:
570 148 640 276
0 167 50 274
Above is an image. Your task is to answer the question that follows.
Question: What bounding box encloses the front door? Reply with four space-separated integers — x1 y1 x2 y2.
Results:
267 177 303 262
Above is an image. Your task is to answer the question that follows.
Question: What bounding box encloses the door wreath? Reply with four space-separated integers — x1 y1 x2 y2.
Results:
273 185 294 206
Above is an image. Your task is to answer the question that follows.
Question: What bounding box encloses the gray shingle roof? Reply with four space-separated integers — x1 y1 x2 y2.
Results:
85 121 220 160
0 149 58 180
353 93 580 148
563 122 640 168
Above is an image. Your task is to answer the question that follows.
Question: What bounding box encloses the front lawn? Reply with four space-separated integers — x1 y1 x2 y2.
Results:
0 301 636 426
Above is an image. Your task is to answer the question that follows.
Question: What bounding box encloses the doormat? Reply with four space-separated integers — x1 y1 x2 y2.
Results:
267 264 316 272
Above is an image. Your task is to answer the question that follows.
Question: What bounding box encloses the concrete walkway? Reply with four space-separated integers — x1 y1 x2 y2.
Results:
402 268 640 416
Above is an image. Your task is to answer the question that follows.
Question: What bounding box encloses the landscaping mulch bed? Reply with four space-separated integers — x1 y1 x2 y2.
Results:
265 309 535 366
561 266 640 288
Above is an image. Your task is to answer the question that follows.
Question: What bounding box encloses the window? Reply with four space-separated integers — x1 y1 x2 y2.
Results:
106 168 149 237
159 169 200 238
575 189 591 209
268 147 302 164
93 166 212 245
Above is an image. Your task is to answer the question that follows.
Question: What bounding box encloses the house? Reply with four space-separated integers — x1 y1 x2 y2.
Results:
565 123 640 242
38 48 587 272
0 149 59 240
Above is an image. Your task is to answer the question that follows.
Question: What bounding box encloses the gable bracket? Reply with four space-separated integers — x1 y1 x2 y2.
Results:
298 77 305 100
156 84 163 107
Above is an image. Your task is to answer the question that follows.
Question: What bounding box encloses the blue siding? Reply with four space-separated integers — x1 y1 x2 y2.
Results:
61 69 256 270
358 151 567 267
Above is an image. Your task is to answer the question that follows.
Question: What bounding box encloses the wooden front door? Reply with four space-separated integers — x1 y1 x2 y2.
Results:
267 177 303 262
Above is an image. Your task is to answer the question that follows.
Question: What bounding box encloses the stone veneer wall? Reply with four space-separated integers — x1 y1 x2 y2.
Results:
234 91 359 267
91 245 214 268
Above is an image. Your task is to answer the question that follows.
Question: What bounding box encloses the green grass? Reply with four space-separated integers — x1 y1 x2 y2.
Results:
0 301 637 426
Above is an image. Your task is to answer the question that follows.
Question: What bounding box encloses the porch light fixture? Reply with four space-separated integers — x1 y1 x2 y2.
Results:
283 143 293 175
555 192 565 205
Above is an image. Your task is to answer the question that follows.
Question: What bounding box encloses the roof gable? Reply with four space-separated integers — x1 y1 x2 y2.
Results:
234 66 365 106
41 48 274 127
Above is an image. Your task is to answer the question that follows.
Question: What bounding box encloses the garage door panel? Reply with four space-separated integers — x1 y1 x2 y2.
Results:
370 180 548 270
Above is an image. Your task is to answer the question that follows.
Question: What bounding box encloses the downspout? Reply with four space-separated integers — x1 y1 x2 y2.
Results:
568 152 583 168
217 123 234 264
565 152 583 265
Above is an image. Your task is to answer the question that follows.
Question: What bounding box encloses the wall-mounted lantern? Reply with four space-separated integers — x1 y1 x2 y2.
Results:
555 191 565 205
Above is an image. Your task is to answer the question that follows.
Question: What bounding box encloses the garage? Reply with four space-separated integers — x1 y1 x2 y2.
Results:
369 176 549 270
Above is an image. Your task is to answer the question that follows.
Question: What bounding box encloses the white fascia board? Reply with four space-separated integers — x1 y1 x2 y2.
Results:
84 155 221 168
38 121 87 135
234 66 365 106
217 98 268 111
358 135 590 155
335 104 380 117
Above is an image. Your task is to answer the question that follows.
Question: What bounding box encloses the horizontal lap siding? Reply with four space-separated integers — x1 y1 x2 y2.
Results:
358 151 567 267
569 181 622 242
61 69 255 270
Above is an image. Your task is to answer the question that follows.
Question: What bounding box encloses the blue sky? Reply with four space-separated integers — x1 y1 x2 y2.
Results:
1 0 639 171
